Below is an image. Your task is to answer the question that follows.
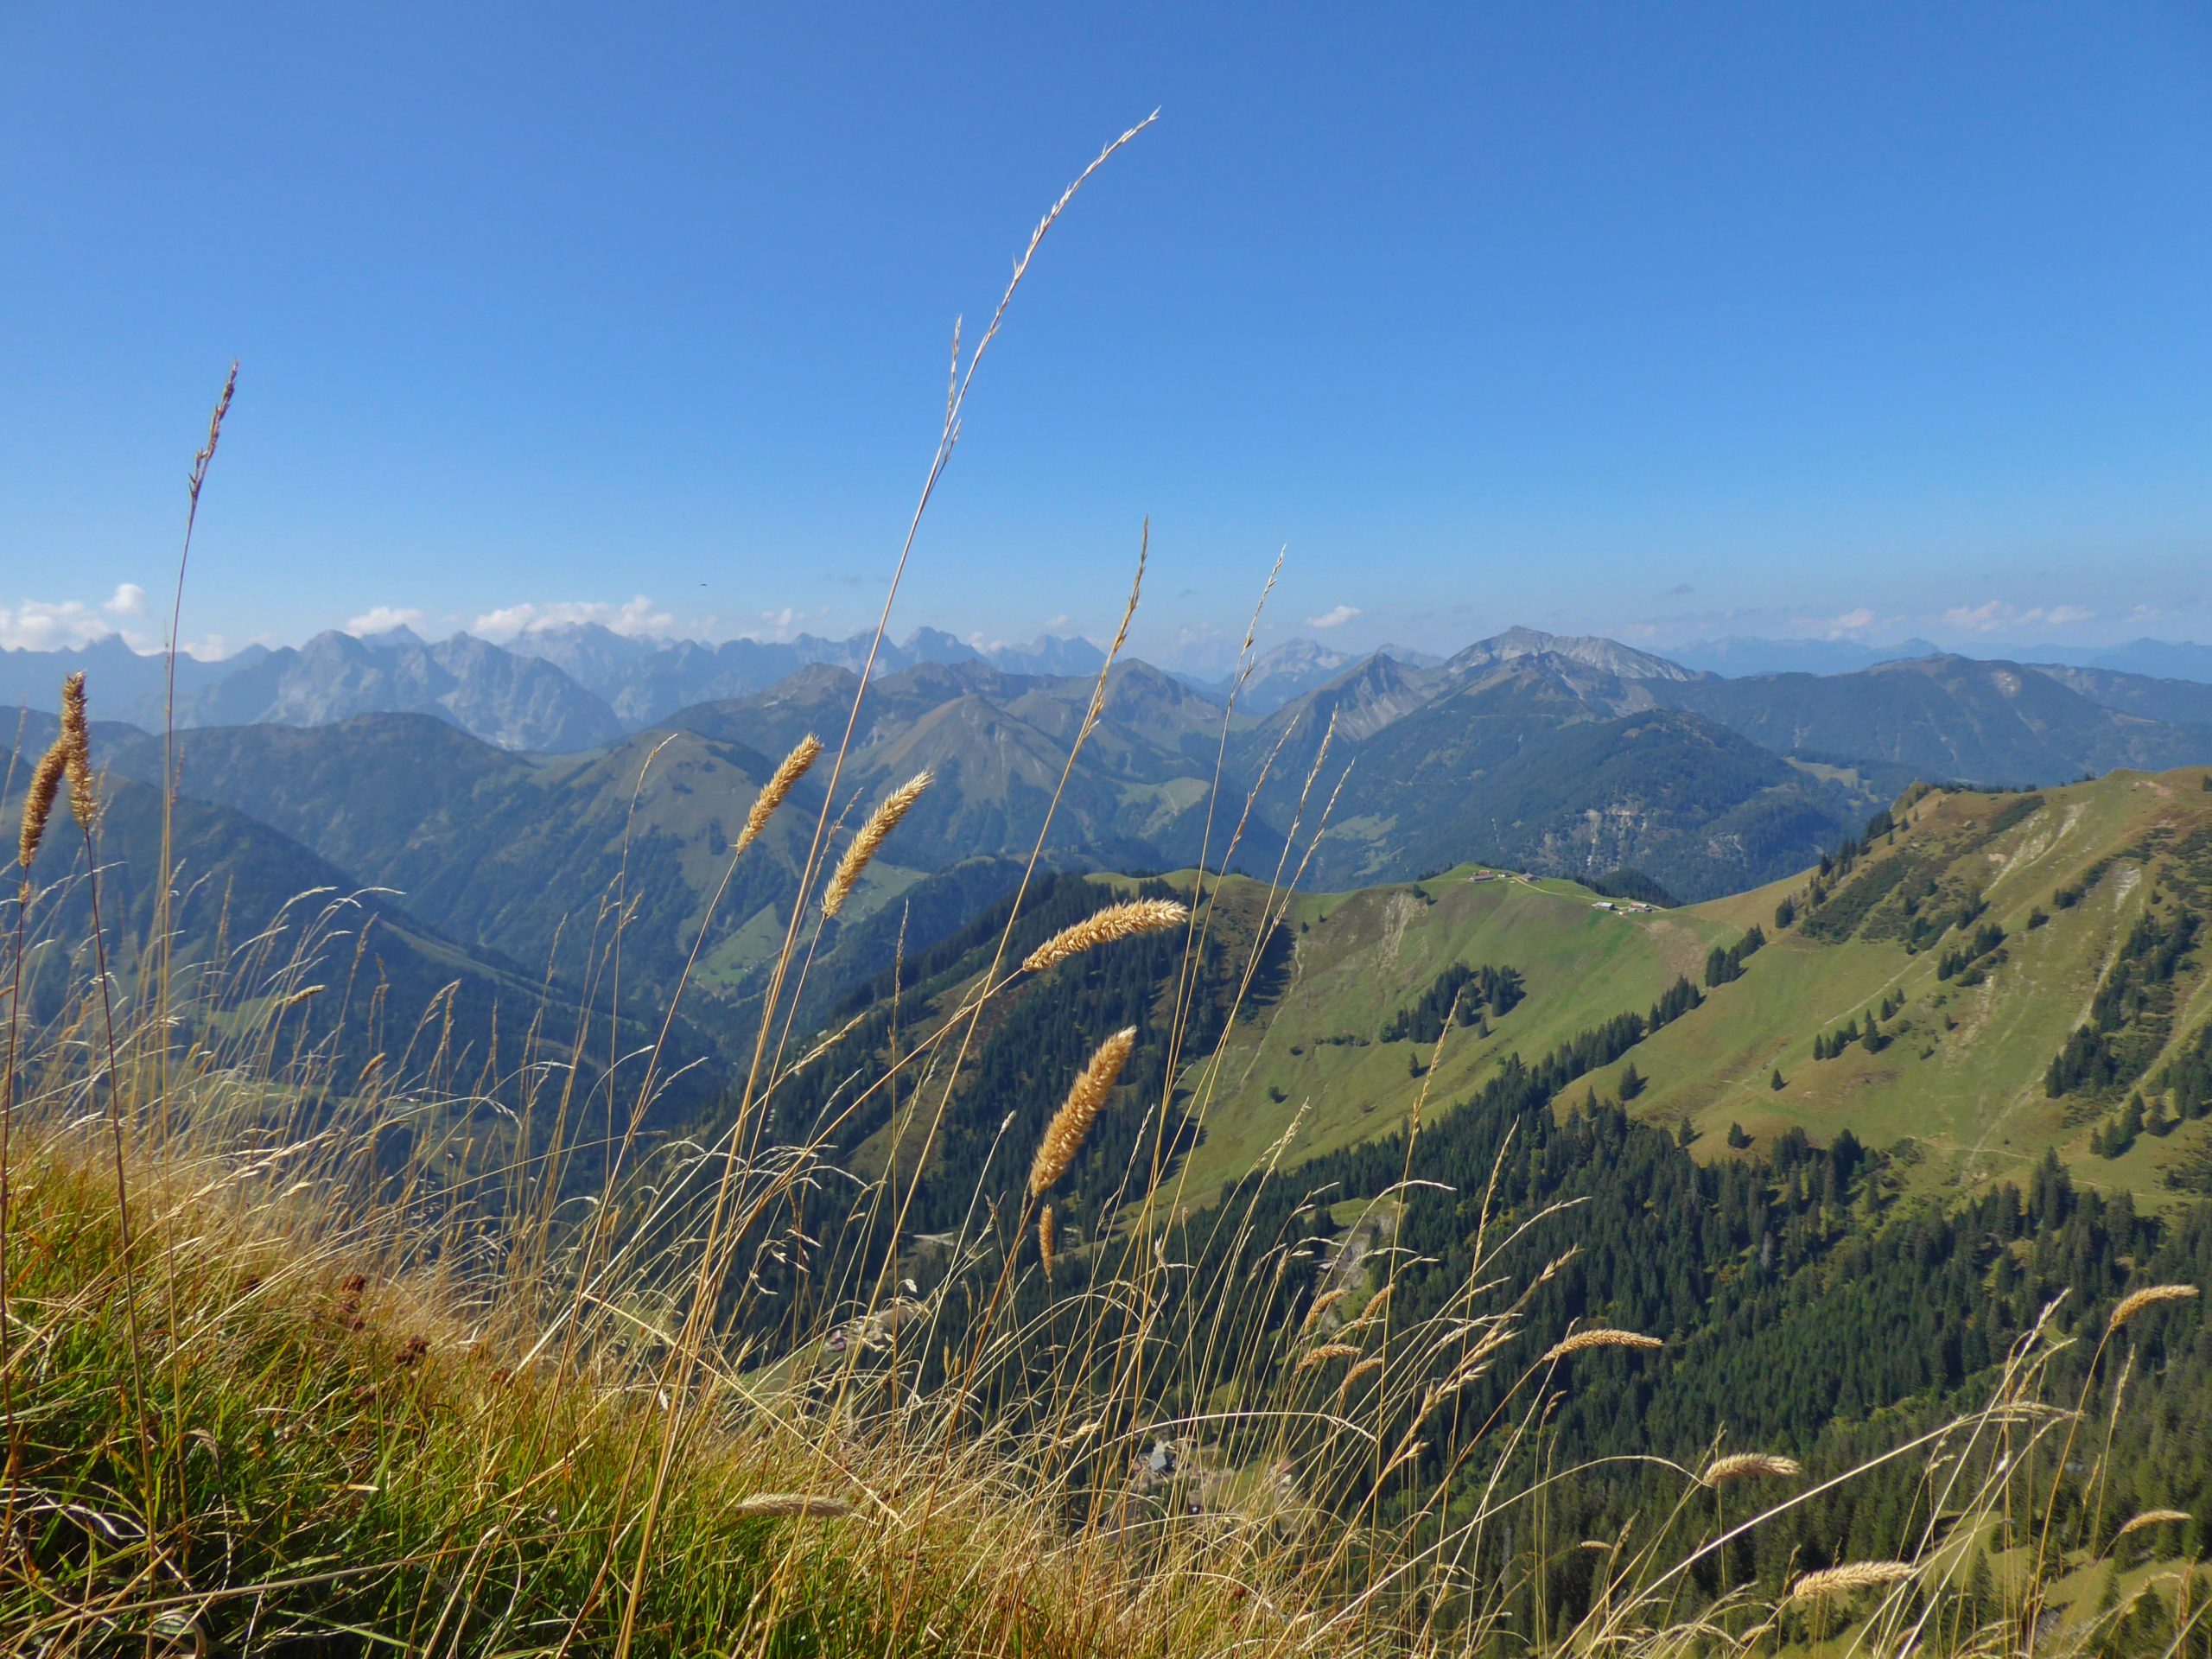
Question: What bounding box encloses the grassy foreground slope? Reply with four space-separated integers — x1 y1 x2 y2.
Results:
1169 766 2212 1208
3 1137 1298 1656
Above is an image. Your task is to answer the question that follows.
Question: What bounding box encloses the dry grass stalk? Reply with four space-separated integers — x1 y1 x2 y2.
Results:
1783 1560 1914 1602
1294 1342 1362 1374
1020 898 1189 975
277 985 327 1011
1377 1440 1426 1482
60 671 95 828
823 771 932 918
784 1008 868 1083
1026 1026 1136 1199
194 362 237 487
1542 1328 1663 1363
736 734 823 854
1423 1326 1521 1411
1343 1284 1394 1330
1701 1452 1802 1486
2113 1508 2191 1540
2107 1283 2198 1334
732 1493 856 1522
1038 1204 1057 1281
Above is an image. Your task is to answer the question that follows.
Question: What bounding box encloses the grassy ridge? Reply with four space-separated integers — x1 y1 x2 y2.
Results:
1154 769 2212 1209
1622 771 2212 1201
1148 867 1736 1199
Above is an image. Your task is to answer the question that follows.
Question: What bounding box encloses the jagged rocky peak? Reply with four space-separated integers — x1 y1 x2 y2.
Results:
1447 626 1703 683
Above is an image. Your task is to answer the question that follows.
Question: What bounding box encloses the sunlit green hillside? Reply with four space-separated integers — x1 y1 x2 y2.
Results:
1159 767 2212 1209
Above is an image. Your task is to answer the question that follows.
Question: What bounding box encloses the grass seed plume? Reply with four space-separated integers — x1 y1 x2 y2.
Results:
1027 1024 1136 1198
823 769 931 918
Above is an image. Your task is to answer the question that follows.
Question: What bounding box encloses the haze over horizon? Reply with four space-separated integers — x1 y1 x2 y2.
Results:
6 5 2209 666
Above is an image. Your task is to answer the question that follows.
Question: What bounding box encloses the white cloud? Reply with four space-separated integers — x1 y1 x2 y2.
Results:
1306 604 1362 630
105 582 149 617
1045 613 1072 632
1940 601 2095 635
473 594 676 640
345 605 425 635
1942 601 2008 634
0 597 147 652
749 605 833 642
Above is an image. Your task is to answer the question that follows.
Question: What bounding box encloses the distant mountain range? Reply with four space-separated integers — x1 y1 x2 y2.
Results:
0 623 1112 751
22 619 2212 934
1665 632 2212 681
15 623 2212 755
14 616 2212 987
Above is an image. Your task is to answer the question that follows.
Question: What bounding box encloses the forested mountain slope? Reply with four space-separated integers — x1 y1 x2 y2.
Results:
1651 654 2212 784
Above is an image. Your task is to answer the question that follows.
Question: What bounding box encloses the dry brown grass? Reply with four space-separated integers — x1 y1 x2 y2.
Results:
731 1494 861 1522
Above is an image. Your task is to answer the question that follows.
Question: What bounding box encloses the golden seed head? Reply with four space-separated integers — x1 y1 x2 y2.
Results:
1541 1328 1663 1364
1026 1026 1137 1199
59 673 96 828
1701 1452 1802 1486
2107 1283 2197 1336
1299 1287 1348 1335
736 733 822 854
1021 898 1190 975
1294 1342 1363 1373
2113 1509 2190 1541
823 770 931 918
1783 1560 1914 1603
1334 1354 1386 1402
19 739 67 872
1038 1204 1058 1281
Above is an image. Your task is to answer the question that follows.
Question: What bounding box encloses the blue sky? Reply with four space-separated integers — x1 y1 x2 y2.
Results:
3 3 2209 666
